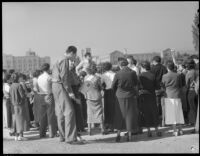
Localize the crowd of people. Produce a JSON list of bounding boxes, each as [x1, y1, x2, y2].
[[3, 45, 199, 145]]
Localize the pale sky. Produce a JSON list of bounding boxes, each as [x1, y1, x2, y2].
[[2, 2, 199, 64]]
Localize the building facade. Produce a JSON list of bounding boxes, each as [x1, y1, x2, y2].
[[110, 50, 124, 65], [3, 50, 51, 74]]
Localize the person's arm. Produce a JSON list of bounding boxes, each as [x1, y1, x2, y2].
[[76, 61, 84, 75], [18, 84, 26, 105], [111, 74, 118, 94], [171, 50, 178, 67], [185, 72, 191, 90], [59, 59, 75, 99]]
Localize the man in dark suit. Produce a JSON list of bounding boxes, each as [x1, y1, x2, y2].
[[151, 56, 167, 125]]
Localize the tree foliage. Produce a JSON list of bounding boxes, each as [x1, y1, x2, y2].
[[192, 9, 199, 52]]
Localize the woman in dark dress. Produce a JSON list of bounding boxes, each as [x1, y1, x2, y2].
[[9, 73, 28, 141], [111, 59, 139, 142], [138, 61, 162, 137], [101, 62, 116, 132]]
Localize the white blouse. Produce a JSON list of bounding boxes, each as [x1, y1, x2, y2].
[[101, 71, 116, 90]]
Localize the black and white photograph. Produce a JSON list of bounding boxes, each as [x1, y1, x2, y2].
[[2, 1, 199, 154]]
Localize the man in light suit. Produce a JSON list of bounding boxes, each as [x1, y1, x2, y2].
[[51, 46, 84, 145]]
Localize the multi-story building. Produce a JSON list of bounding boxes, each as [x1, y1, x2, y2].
[[3, 49, 50, 74], [110, 50, 124, 65]]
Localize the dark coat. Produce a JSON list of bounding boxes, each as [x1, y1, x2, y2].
[[111, 66, 138, 98], [161, 71, 182, 98], [151, 63, 167, 90]]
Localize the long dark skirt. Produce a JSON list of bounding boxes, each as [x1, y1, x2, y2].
[[71, 85, 85, 131], [13, 104, 26, 134], [114, 96, 138, 132], [187, 90, 197, 124], [104, 89, 115, 126], [73, 101, 85, 132], [138, 94, 159, 128]]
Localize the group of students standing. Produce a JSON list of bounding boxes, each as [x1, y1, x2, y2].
[[3, 45, 199, 145]]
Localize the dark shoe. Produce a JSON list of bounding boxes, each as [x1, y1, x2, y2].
[[59, 137, 65, 142], [88, 131, 92, 136], [115, 135, 121, 142], [178, 130, 184, 136], [191, 129, 196, 134], [9, 132, 15, 136], [40, 135, 46, 138], [101, 131, 109, 135], [156, 131, 162, 137], [126, 136, 130, 142], [66, 141, 85, 145], [147, 132, 152, 137]]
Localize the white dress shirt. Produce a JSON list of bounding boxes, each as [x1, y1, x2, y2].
[[101, 71, 116, 90], [37, 72, 52, 94]]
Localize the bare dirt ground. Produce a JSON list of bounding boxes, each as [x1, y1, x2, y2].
[[3, 125, 199, 154]]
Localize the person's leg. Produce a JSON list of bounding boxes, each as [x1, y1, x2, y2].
[[127, 131, 132, 141], [88, 123, 91, 135], [178, 124, 183, 135], [188, 91, 197, 126], [172, 124, 178, 136], [56, 114, 65, 141], [147, 127, 152, 137], [47, 103, 57, 138], [39, 105, 48, 138], [155, 126, 162, 137], [64, 109, 77, 143], [116, 130, 121, 142]]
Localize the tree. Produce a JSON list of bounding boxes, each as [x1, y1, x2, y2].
[[192, 9, 199, 52]]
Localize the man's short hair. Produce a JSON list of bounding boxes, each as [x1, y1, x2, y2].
[[166, 60, 175, 71], [102, 62, 112, 72], [186, 59, 196, 70], [141, 61, 151, 70], [152, 56, 161, 63], [84, 52, 91, 57], [18, 73, 27, 81], [126, 55, 137, 65], [10, 73, 19, 83], [190, 55, 199, 60], [40, 63, 50, 72], [66, 46, 77, 54], [32, 70, 41, 78], [119, 59, 128, 67]]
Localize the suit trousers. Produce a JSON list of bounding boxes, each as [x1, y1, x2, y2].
[[39, 104, 57, 138], [52, 83, 77, 142]]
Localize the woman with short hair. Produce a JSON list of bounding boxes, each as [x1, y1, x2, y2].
[[138, 61, 162, 137], [162, 61, 185, 136], [80, 64, 106, 135], [112, 58, 139, 142]]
